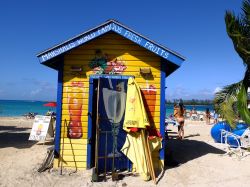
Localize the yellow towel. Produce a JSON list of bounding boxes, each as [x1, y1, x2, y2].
[[123, 77, 150, 132], [121, 132, 150, 180], [121, 77, 162, 181]]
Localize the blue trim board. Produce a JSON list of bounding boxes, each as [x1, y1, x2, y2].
[[87, 77, 94, 168], [54, 59, 63, 158], [37, 20, 185, 68], [160, 60, 166, 161]]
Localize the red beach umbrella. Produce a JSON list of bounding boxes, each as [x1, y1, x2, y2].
[[43, 102, 57, 107]]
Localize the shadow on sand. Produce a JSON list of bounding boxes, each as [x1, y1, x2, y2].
[[0, 125, 36, 149], [164, 138, 225, 167], [155, 132, 226, 184]]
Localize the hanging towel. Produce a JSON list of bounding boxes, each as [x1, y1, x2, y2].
[[121, 77, 163, 181], [123, 77, 150, 132], [121, 131, 150, 181]]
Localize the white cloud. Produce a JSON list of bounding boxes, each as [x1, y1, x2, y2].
[[213, 87, 222, 94], [30, 88, 42, 96], [166, 86, 215, 100]]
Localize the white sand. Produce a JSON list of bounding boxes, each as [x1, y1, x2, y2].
[[0, 117, 250, 187]]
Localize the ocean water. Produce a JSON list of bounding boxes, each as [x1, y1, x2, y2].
[[166, 104, 214, 117], [0, 100, 213, 118], [0, 100, 56, 117]]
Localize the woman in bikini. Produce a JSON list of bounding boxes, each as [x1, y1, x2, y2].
[[176, 101, 185, 139]]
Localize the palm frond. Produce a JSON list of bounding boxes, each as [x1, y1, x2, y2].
[[214, 81, 242, 128], [214, 81, 242, 107], [220, 98, 238, 128], [242, 0, 250, 27], [225, 1, 250, 66], [237, 85, 250, 125]]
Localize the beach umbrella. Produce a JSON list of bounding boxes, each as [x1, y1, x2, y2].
[[43, 102, 57, 107]]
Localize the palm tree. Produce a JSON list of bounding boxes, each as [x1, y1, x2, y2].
[[214, 0, 250, 128]]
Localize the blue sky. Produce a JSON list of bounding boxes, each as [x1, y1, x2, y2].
[[0, 0, 245, 101]]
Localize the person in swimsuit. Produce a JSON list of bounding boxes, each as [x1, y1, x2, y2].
[[176, 100, 185, 139], [205, 108, 211, 125]]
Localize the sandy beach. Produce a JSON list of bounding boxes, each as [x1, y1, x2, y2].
[[1, 117, 250, 187]]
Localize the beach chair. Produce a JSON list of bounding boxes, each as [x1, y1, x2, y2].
[[220, 128, 250, 158]]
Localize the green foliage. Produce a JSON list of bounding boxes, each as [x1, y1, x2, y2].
[[225, 0, 250, 65], [214, 82, 242, 128], [237, 85, 250, 124], [214, 0, 250, 127]]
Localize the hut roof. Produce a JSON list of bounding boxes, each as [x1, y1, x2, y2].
[[37, 19, 185, 76]]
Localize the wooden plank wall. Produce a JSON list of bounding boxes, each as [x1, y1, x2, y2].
[[57, 32, 162, 169]]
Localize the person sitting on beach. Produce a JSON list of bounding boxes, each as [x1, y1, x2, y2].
[[176, 100, 185, 139], [46, 110, 52, 116], [190, 107, 198, 120]]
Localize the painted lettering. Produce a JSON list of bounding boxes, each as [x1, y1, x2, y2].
[[98, 24, 112, 35], [111, 23, 122, 33], [123, 30, 142, 44], [39, 23, 171, 63]]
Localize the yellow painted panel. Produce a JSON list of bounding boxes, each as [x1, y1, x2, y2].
[[154, 123, 160, 129], [60, 121, 88, 128], [60, 140, 88, 149], [67, 49, 159, 57], [61, 119, 88, 128], [61, 115, 88, 121], [63, 65, 160, 73], [63, 83, 90, 89], [60, 127, 88, 134], [62, 98, 88, 104], [59, 138, 87, 144], [63, 76, 90, 83], [85, 38, 133, 45], [84, 71, 161, 78], [63, 87, 88, 93], [65, 55, 160, 65], [63, 74, 88, 81], [60, 131, 88, 139], [54, 160, 86, 168], [153, 117, 160, 123], [61, 109, 88, 115], [61, 155, 87, 162], [121, 72, 161, 78], [148, 112, 160, 118], [62, 93, 89, 99], [141, 93, 161, 100], [62, 104, 88, 111], [146, 107, 160, 112], [59, 149, 87, 156], [63, 82, 90, 89], [72, 44, 151, 52], [135, 77, 160, 83]]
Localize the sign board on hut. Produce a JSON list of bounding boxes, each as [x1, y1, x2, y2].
[[29, 115, 53, 142]]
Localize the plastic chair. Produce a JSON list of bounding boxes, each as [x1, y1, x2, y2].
[[221, 128, 250, 158]]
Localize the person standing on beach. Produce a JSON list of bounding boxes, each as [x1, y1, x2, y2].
[[213, 111, 218, 124], [205, 108, 211, 125], [176, 100, 185, 139]]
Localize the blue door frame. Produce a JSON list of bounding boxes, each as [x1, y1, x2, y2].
[[87, 75, 133, 169]]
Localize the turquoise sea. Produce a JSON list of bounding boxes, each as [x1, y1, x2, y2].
[[0, 100, 56, 117], [165, 104, 214, 117], [0, 100, 213, 117]]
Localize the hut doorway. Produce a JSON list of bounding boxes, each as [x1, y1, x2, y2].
[[87, 76, 132, 173]]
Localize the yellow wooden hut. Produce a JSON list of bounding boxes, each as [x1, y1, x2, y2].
[[37, 19, 185, 175]]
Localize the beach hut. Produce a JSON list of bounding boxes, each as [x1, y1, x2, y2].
[[37, 19, 185, 175]]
